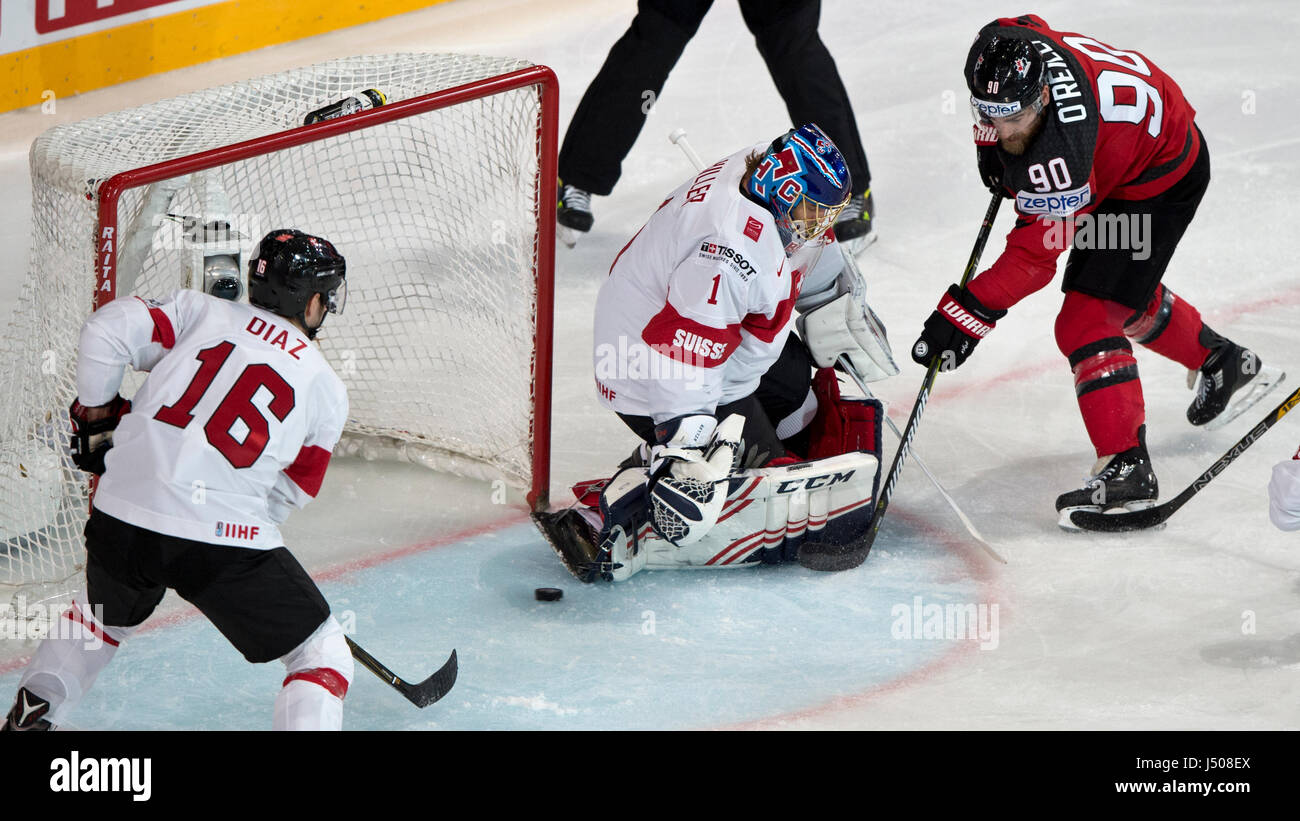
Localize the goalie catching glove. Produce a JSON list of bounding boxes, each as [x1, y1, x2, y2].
[[69, 394, 131, 475], [647, 413, 744, 546], [796, 265, 900, 382]]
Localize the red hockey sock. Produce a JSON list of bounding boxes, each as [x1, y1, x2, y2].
[[1056, 292, 1146, 457], [1123, 284, 1211, 370]]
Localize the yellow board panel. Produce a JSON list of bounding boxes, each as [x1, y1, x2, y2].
[[3, 0, 453, 114]]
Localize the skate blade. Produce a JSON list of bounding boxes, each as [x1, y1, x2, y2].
[[1205, 366, 1286, 431], [557, 225, 582, 249], [1057, 499, 1162, 532], [839, 231, 879, 258]]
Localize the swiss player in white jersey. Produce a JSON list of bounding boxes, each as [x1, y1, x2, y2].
[[541, 124, 898, 570], [1270, 446, 1300, 531], [4, 229, 353, 731]]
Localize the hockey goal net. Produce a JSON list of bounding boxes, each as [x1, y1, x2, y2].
[[1, 54, 556, 618]]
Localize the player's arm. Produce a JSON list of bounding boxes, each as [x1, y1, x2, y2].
[[70, 290, 197, 473], [268, 382, 348, 523], [76, 290, 198, 402], [795, 244, 899, 382], [911, 179, 1098, 370]]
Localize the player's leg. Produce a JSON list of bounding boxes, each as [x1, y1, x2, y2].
[[172, 543, 351, 730], [1068, 132, 1281, 428], [274, 615, 353, 731], [1053, 291, 1158, 525], [556, 0, 713, 231], [4, 509, 163, 730], [739, 0, 873, 242]]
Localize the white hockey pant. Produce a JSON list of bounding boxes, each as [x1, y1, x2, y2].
[[273, 616, 354, 731], [18, 594, 138, 727]]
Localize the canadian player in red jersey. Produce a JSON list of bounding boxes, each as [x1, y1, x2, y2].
[[4, 229, 353, 731], [910, 15, 1284, 527]]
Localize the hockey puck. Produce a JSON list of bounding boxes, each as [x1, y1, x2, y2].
[[534, 587, 563, 602]]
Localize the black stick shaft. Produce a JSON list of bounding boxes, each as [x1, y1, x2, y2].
[[871, 195, 1003, 530], [800, 192, 1003, 571], [1071, 384, 1300, 531]]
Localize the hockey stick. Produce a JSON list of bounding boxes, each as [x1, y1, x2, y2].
[[346, 636, 458, 708], [1069, 384, 1300, 532], [836, 355, 1006, 564], [799, 192, 1005, 571], [833, 240, 1004, 564]]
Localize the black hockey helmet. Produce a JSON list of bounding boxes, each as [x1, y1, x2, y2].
[[967, 33, 1047, 123], [247, 229, 347, 338]]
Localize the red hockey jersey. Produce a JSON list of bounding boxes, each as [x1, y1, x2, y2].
[[965, 14, 1201, 311]]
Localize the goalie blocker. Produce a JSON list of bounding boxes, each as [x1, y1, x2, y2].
[[535, 369, 883, 582]]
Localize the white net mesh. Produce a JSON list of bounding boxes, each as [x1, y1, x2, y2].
[[1, 54, 551, 616]]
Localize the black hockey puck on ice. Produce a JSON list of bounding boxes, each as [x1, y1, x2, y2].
[[534, 587, 563, 602]]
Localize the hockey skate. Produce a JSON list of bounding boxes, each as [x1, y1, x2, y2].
[[1056, 428, 1159, 531], [833, 189, 876, 256], [532, 508, 613, 583], [2, 687, 53, 731], [556, 180, 593, 248], [1186, 331, 1285, 431]]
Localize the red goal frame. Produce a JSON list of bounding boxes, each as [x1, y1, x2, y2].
[[90, 65, 559, 511]]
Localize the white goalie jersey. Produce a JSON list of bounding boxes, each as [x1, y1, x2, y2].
[[79, 289, 348, 549], [592, 143, 844, 423]]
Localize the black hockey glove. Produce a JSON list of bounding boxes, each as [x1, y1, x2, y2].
[[69, 395, 131, 475], [973, 124, 1008, 198], [911, 284, 1007, 372]]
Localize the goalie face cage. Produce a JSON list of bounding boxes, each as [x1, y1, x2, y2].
[[2, 55, 556, 613]]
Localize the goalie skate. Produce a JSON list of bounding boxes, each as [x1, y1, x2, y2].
[[531, 509, 609, 583]]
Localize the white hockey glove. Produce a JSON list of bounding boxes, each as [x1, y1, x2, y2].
[[796, 268, 900, 383], [646, 413, 744, 546]]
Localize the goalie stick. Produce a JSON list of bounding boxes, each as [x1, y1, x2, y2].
[[346, 636, 458, 708], [799, 192, 1005, 571], [837, 355, 1005, 565], [1068, 384, 1300, 532]]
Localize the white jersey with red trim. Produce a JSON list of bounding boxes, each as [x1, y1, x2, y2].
[[78, 289, 348, 549], [592, 144, 840, 423], [1269, 454, 1300, 532]]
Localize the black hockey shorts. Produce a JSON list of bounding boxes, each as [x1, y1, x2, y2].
[[1062, 126, 1211, 310], [83, 508, 331, 663], [618, 333, 815, 467]]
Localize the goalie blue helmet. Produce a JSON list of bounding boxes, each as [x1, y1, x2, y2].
[[247, 228, 347, 339], [743, 123, 852, 251]]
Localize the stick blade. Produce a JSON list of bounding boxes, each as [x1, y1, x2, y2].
[[1068, 506, 1172, 532], [797, 541, 869, 571], [401, 649, 458, 708]]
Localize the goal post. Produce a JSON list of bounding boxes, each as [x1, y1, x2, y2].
[[2, 54, 558, 614]]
